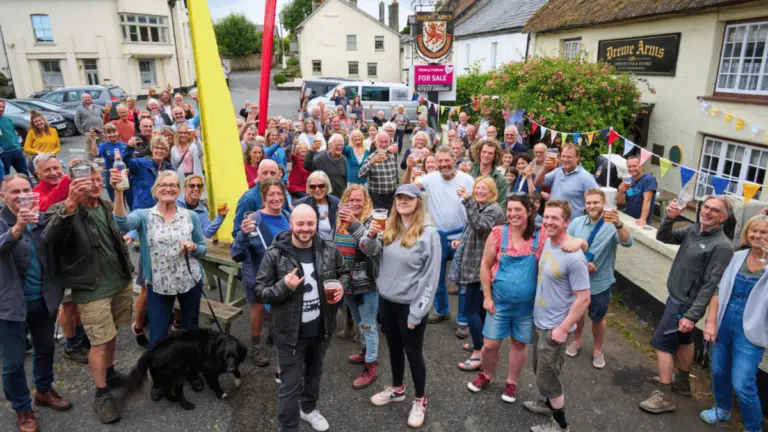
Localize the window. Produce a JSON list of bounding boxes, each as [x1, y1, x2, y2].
[[31, 14, 53, 43], [120, 14, 170, 44], [41, 92, 64, 104], [490, 42, 498, 69], [139, 59, 157, 86], [39, 60, 64, 90], [348, 61, 359, 76], [342, 86, 359, 98], [347, 35, 357, 51], [362, 86, 389, 102], [696, 136, 767, 199], [563, 38, 581, 60], [367, 62, 378, 77], [312, 60, 322, 74], [375, 36, 384, 51], [83, 59, 99, 85], [464, 44, 471, 70], [716, 21, 768, 95]]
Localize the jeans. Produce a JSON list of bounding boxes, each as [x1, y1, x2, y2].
[[395, 129, 405, 153], [711, 302, 765, 431], [346, 292, 379, 363], [0, 298, 57, 413], [147, 284, 202, 347], [464, 283, 486, 351], [433, 231, 467, 327], [380, 296, 428, 398], [276, 337, 328, 432], [0, 148, 30, 176]]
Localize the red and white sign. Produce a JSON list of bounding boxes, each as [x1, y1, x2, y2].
[[414, 64, 454, 92]]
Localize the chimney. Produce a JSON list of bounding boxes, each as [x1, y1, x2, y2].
[[388, 1, 399, 32], [379, 1, 385, 24]]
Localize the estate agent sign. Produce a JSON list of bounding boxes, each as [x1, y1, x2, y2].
[[598, 33, 681, 76]]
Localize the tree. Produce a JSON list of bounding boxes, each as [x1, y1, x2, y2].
[[400, 24, 410, 35], [214, 13, 262, 57], [281, 0, 313, 37]]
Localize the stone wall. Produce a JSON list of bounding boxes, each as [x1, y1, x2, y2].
[[229, 54, 261, 72]]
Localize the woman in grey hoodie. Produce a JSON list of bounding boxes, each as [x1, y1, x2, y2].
[[369, 184, 440, 429]]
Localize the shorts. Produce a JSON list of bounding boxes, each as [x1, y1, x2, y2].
[[588, 289, 611, 322], [62, 288, 73, 304], [532, 327, 572, 399], [650, 296, 692, 354], [76, 283, 134, 346], [482, 300, 534, 344]]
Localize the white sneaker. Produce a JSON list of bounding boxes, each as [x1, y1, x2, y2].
[[565, 341, 579, 358], [370, 386, 406, 406], [407, 400, 426, 428], [592, 351, 606, 369], [300, 409, 329, 432]]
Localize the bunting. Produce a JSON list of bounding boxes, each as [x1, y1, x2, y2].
[[696, 98, 764, 141], [560, 132, 567, 144], [680, 166, 696, 188], [659, 159, 673, 177], [540, 126, 547, 140], [572, 133, 581, 145], [623, 138, 635, 156], [736, 119, 745, 131], [608, 129, 619, 146], [599, 128, 610, 140], [711, 176, 731, 195], [550, 130, 557, 145], [743, 183, 761, 205], [639, 148, 652, 165], [531, 121, 539, 136], [724, 113, 733, 123], [586, 132, 595, 146]]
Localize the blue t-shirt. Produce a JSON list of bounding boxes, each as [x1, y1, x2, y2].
[[23, 225, 43, 301], [545, 165, 599, 220], [624, 173, 657, 224], [262, 212, 290, 238], [98, 141, 129, 171]]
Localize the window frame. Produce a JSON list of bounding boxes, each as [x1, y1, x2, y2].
[[138, 59, 158, 86], [39, 60, 64, 90], [375, 35, 384, 51], [714, 20, 768, 98], [31, 14, 54, 43], [312, 60, 322, 75], [348, 61, 359, 77], [120, 13, 170, 45], [367, 62, 378, 78], [563, 38, 581, 60], [695, 135, 768, 199], [346, 34, 357, 51], [490, 42, 498, 69]]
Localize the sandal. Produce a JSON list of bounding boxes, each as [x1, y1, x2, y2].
[[458, 357, 482, 371], [462, 343, 473, 352]]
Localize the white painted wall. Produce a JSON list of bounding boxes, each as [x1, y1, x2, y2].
[[0, 0, 196, 98], [298, 0, 402, 82], [530, 2, 768, 197], [455, 32, 529, 74]]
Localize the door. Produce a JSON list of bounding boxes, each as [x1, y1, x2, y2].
[[83, 59, 100, 85]]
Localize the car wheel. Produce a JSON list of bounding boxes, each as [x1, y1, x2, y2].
[[62, 121, 78, 137]]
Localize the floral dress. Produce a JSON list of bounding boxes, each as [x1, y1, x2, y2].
[[146, 206, 203, 295]]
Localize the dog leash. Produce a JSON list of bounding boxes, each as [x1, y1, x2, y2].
[[185, 253, 224, 333]]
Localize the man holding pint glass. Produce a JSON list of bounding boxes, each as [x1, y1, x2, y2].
[[254, 204, 350, 432]]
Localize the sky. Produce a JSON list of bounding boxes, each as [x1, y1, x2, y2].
[[207, 0, 415, 35]]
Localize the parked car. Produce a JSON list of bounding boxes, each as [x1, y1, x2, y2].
[[41, 85, 128, 120], [301, 78, 350, 106], [307, 81, 419, 126], [13, 99, 78, 136], [29, 91, 50, 99], [2, 100, 68, 146]]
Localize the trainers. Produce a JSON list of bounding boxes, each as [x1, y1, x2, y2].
[[501, 382, 517, 403], [275, 372, 281, 384], [250, 345, 270, 367], [300, 409, 329, 432], [565, 341, 580, 358], [592, 352, 606, 369], [352, 362, 378, 390], [371, 386, 406, 406], [427, 312, 449, 324], [93, 391, 120, 424], [455, 326, 469, 339], [523, 400, 552, 416], [639, 389, 676, 414], [531, 418, 569, 432], [467, 373, 491, 393], [63, 342, 89, 364], [699, 407, 732, 424], [407, 399, 426, 428], [651, 376, 692, 397]]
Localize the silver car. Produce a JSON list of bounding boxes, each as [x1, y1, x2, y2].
[[41, 85, 128, 120], [308, 81, 420, 127]]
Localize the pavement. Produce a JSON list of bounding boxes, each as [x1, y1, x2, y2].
[[3, 71, 713, 431]]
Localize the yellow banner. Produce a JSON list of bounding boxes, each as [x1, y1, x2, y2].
[[743, 183, 761, 205], [659, 158, 673, 177], [560, 132, 567, 144]]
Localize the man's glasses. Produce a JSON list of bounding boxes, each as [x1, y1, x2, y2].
[[309, 184, 326, 190], [702, 204, 724, 215]]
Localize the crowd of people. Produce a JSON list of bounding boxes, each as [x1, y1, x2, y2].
[[0, 86, 766, 432]]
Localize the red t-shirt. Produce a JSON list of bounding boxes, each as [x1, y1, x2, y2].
[[287, 154, 310, 194]]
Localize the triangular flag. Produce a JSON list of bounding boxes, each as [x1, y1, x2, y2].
[[512, 109, 525, 124], [710, 107, 721, 117], [623, 139, 635, 156], [608, 129, 619, 146], [586, 132, 595, 146], [531, 121, 539, 135], [700, 100, 709, 112], [599, 128, 610, 140], [736, 119, 745, 130], [639, 148, 652, 165], [540, 126, 547, 140], [680, 166, 695, 188], [751, 124, 760, 136], [659, 159, 673, 177], [440, 105, 446, 116], [560, 132, 567, 144], [550, 130, 558, 145], [456, 106, 461, 114], [724, 113, 733, 123], [572, 133, 581, 144], [743, 183, 761, 205], [711, 175, 730, 195]]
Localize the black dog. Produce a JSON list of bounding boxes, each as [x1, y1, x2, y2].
[[126, 328, 247, 410]]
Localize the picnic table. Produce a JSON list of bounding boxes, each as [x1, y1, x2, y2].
[[656, 190, 677, 220], [199, 238, 246, 307]]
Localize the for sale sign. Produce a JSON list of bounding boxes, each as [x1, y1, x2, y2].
[[414, 64, 454, 92]]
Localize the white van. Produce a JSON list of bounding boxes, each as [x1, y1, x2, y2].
[[307, 81, 420, 127]]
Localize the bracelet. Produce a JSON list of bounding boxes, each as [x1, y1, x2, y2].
[[616, 222, 624, 229]]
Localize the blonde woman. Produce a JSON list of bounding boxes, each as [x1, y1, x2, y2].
[[393, 105, 409, 153], [370, 184, 440, 429], [400, 131, 430, 171], [298, 118, 326, 151], [24, 110, 61, 157], [343, 129, 370, 185], [363, 124, 378, 150], [171, 125, 203, 179]]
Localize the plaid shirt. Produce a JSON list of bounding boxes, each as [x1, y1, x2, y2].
[[452, 198, 505, 285], [358, 152, 399, 194]]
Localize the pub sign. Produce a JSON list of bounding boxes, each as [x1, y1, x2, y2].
[[415, 12, 454, 61], [597, 33, 681, 76]]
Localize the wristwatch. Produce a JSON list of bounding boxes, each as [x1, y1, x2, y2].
[[616, 222, 624, 229]]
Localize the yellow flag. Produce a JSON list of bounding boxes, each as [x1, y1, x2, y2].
[[440, 105, 446, 116], [724, 113, 733, 123], [736, 119, 745, 130], [456, 106, 461, 114], [743, 183, 761, 205], [586, 132, 595, 145], [659, 158, 673, 177], [560, 132, 567, 144], [710, 107, 721, 117]]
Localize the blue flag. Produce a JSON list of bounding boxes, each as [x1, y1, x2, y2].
[[680, 166, 695, 188], [711, 176, 730, 195]]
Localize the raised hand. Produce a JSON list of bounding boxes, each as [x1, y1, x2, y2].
[[284, 268, 304, 291]]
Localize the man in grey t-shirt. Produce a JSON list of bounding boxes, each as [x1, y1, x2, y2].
[[524, 200, 590, 432]]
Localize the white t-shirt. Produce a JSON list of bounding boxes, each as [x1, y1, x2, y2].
[[419, 170, 475, 240], [317, 204, 333, 240]]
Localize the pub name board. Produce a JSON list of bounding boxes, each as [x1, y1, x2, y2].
[[597, 33, 681, 76]]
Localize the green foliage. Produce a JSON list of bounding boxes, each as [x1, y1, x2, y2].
[[286, 57, 299, 68], [281, 0, 313, 36], [214, 14, 262, 57], [0, 73, 8, 87], [400, 24, 410, 35], [0, 86, 14, 99], [273, 74, 290, 85], [464, 57, 648, 171]]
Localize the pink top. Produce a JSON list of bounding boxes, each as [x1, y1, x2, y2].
[[244, 163, 259, 188], [488, 225, 547, 279]]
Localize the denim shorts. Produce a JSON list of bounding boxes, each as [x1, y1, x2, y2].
[[588, 289, 611, 322], [482, 300, 534, 344], [650, 296, 692, 354]]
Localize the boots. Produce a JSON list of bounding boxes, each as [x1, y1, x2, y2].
[[348, 348, 366, 365], [352, 361, 378, 389]]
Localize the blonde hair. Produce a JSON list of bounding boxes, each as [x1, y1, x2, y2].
[[350, 129, 364, 145], [150, 136, 170, 153], [412, 131, 430, 148], [740, 214, 768, 247], [336, 184, 373, 229], [473, 176, 499, 203], [306, 170, 332, 195], [382, 196, 427, 248], [103, 123, 118, 134], [152, 170, 181, 198]]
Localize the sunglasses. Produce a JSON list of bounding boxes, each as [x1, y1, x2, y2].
[[187, 184, 204, 189], [309, 184, 326, 190]]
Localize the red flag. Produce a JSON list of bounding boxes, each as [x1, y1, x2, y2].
[[608, 129, 619, 146], [531, 121, 539, 135]]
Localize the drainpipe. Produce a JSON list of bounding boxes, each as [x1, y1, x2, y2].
[[524, 32, 531, 61], [167, 0, 184, 92]]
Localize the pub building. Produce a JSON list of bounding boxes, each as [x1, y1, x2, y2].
[[524, 0, 768, 413]]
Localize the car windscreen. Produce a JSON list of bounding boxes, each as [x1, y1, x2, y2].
[[109, 87, 126, 98], [29, 100, 65, 110], [2, 102, 25, 115]]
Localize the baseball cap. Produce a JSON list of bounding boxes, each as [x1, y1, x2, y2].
[[394, 184, 421, 199]]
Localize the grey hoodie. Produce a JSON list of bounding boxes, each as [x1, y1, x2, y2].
[[376, 221, 441, 326]]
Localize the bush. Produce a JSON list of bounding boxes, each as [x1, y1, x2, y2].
[[0, 86, 14, 99], [273, 74, 290, 86], [286, 57, 299, 68], [0, 73, 8, 87], [283, 66, 302, 79], [214, 14, 262, 57]]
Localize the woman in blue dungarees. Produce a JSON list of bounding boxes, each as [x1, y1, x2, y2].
[[700, 214, 768, 432]]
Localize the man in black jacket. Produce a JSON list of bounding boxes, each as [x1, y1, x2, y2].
[[255, 204, 349, 432]]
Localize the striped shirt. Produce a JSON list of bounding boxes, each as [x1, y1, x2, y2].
[[333, 231, 357, 270]]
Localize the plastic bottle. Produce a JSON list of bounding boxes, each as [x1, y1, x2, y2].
[[113, 149, 130, 191]]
